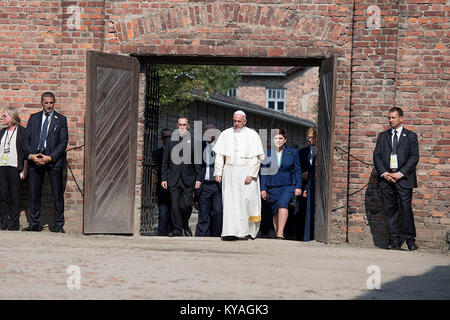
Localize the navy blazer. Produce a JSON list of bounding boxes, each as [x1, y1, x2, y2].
[[23, 110, 69, 168], [373, 127, 419, 189], [0, 125, 27, 171], [260, 145, 302, 191]]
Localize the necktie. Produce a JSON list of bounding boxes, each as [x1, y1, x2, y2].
[[392, 130, 398, 154], [38, 113, 50, 152], [310, 147, 315, 165], [209, 150, 215, 181], [205, 145, 210, 180], [205, 147, 215, 181]]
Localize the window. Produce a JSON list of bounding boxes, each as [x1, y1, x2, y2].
[[266, 88, 286, 112], [225, 88, 237, 98]]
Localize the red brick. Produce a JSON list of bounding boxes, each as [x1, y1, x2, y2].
[[1, 0, 446, 249]]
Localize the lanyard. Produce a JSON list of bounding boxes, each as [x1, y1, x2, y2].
[[3, 126, 17, 151]]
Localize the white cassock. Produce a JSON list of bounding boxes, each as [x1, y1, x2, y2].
[[213, 126, 264, 238]]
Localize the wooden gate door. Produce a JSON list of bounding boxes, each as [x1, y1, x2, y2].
[[315, 55, 337, 243], [84, 51, 139, 234]]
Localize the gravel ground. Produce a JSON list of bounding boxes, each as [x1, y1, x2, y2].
[[0, 231, 449, 300]]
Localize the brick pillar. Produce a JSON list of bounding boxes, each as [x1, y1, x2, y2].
[[348, 0, 401, 246]]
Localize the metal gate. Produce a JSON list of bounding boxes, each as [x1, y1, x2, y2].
[[140, 64, 160, 234]]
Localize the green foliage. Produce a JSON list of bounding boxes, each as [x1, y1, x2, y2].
[[157, 65, 241, 116]]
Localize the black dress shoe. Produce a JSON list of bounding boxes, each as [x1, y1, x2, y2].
[[22, 225, 40, 232], [168, 231, 183, 237], [387, 240, 402, 250], [7, 226, 20, 231], [51, 226, 65, 233], [221, 236, 238, 241], [183, 227, 193, 237], [407, 241, 418, 251], [1, 226, 8, 231], [54, 227, 65, 233]]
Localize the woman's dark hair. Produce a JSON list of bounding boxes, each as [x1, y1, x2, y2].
[[274, 128, 287, 139]]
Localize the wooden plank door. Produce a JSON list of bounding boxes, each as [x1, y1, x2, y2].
[[315, 55, 337, 243], [84, 51, 139, 234]]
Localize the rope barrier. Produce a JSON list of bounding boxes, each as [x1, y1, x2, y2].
[[330, 145, 373, 212], [64, 144, 376, 204], [64, 144, 84, 197]]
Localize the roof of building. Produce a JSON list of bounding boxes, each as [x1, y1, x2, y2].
[[238, 66, 303, 77], [192, 89, 316, 128]]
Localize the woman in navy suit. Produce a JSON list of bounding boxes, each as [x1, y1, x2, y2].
[[260, 128, 302, 239]]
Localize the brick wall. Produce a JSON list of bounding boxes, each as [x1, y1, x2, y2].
[[348, 0, 449, 250], [236, 67, 319, 123], [236, 85, 265, 111], [1, 0, 448, 249]]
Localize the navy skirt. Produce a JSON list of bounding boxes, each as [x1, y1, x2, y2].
[[267, 185, 296, 216]]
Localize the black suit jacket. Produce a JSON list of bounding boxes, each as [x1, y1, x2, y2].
[[24, 110, 69, 168], [161, 133, 202, 187], [373, 128, 419, 189], [299, 145, 315, 190], [0, 125, 27, 171], [156, 146, 170, 200]]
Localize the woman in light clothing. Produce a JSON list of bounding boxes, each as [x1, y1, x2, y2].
[[0, 107, 28, 230]]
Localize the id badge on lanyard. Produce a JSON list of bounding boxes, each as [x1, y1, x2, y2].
[[390, 154, 398, 169], [0, 153, 8, 166], [2, 127, 15, 165], [1, 137, 11, 166]]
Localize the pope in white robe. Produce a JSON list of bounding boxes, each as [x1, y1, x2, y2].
[[213, 110, 264, 239]]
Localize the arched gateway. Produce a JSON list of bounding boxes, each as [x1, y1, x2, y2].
[[83, 51, 337, 244]]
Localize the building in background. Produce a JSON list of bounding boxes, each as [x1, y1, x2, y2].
[[226, 66, 319, 123]]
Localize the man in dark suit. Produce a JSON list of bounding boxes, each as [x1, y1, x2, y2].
[[161, 117, 201, 237], [195, 124, 223, 237], [373, 107, 419, 251], [295, 127, 317, 241], [22, 92, 68, 232], [156, 128, 172, 236]]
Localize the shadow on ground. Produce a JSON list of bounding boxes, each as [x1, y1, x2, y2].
[[355, 265, 450, 300], [364, 168, 390, 249]]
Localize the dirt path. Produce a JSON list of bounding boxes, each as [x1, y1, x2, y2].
[[0, 231, 448, 300]]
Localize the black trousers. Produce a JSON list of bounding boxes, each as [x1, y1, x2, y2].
[[380, 182, 416, 242], [196, 182, 223, 237], [0, 166, 21, 229], [157, 190, 172, 236], [29, 165, 65, 228], [169, 177, 194, 234], [294, 195, 307, 241]]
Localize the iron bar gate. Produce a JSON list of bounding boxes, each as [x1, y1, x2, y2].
[[140, 64, 160, 233]]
